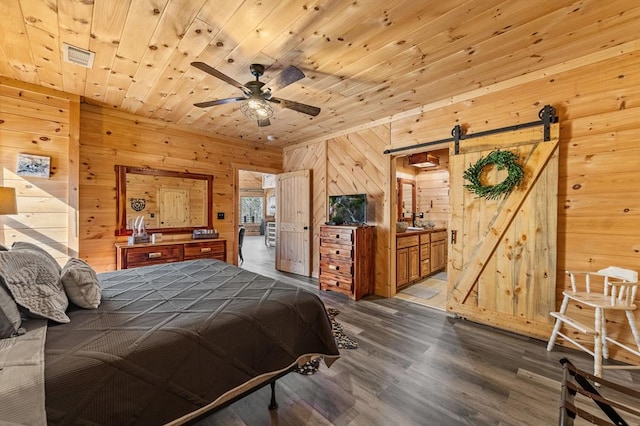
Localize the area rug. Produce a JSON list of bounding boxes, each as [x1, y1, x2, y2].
[[294, 307, 357, 375]]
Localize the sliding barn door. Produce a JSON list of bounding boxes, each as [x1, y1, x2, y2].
[[448, 123, 559, 339], [276, 170, 311, 276]]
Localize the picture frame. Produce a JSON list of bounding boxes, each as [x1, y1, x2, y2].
[[262, 173, 276, 189], [16, 153, 51, 178]]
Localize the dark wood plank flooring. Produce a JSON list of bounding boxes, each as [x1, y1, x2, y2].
[[196, 236, 640, 425]]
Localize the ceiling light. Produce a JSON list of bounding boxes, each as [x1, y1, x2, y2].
[[408, 152, 439, 168], [240, 96, 273, 121]]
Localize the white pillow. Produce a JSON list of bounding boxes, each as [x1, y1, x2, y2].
[[60, 258, 101, 309]]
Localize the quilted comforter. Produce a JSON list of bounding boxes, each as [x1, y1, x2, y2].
[[44, 259, 339, 425]]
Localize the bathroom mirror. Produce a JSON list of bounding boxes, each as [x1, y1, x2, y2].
[[115, 165, 213, 236], [397, 178, 416, 223]]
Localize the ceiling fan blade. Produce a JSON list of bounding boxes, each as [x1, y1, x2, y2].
[[257, 118, 271, 127], [267, 65, 305, 91], [191, 62, 248, 93], [270, 97, 321, 117], [193, 97, 245, 108]]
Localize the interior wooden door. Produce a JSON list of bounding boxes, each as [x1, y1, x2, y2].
[[275, 170, 311, 276], [158, 188, 189, 227], [448, 123, 559, 340]]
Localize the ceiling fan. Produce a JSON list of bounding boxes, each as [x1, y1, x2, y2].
[[191, 62, 321, 127]]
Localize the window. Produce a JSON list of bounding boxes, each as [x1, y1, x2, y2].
[[240, 196, 263, 223]]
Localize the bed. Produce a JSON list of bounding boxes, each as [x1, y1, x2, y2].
[[0, 246, 340, 425]]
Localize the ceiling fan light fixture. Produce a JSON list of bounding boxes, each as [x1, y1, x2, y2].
[[240, 97, 274, 121], [408, 152, 439, 168]]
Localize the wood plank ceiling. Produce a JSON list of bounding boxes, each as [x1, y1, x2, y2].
[[1, 0, 639, 147]]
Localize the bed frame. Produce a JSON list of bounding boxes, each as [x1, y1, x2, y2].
[[559, 358, 640, 425]]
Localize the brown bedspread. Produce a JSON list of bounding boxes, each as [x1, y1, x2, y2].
[[44, 259, 339, 425]]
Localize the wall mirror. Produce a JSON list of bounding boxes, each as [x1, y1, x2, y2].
[[115, 165, 213, 236], [397, 178, 416, 223]]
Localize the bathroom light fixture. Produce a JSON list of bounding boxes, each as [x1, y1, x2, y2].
[[408, 152, 439, 168]]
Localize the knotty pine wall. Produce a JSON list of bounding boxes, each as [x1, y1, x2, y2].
[[79, 104, 282, 271], [285, 49, 640, 365], [395, 149, 450, 228], [416, 149, 450, 228], [284, 125, 392, 296], [394, 50, 639, 365], [0, 78, 79, 265]]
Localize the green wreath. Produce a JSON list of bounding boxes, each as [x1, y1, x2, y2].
[[463, 150, 524, 200]]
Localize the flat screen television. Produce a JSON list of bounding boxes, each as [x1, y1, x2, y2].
[[328, 194, 367, 225]]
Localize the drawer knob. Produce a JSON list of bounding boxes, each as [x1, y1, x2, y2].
[[334, 234, 340, 239], [329, 265, 339, 271], [334, 250, 340, 255], [148, 252, 162, 259], [200, 248, 212, 253]]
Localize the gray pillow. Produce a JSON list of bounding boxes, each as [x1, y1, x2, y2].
[[11, 241, 61, 273], [0, 250, 69, 323], [0, 277, 22, 338], [61, 258, 101, 309], [0, 244, 7, 251]]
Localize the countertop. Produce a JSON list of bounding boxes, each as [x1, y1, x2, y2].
[[396, 227, 446, 237]]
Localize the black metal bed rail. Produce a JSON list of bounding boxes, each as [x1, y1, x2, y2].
[[559, 358, 640, 426]]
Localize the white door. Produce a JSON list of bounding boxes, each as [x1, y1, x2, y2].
[[276, 170, 311, 276]]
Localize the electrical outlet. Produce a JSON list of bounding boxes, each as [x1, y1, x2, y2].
[[217, 212, 224, 220]]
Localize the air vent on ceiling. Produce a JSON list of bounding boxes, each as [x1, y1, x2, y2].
[[62, 43, 95, 68]]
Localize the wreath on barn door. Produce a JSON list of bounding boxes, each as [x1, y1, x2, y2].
[[463, 150, 524, 200]]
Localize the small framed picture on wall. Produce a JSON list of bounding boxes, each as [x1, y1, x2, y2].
[[16, 153, 51, 178], [262, 173, 276, 189]]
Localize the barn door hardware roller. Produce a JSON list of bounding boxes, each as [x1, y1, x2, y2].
[[383, 105, 558, 155], [452, 105, 557, 154]]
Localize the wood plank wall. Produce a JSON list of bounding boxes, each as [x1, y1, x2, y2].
[[416, 149, 450, 228], [284, 50, 640, 365], [387, 50, 640, 365], [79, 104, 282, 271], [0, 78, 79, 265], [3, 46, 640, 365], [396, 149, 450, 228], [284, 125, 391, 296]]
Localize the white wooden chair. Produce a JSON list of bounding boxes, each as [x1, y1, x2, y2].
[[547, 266, 640, 378]]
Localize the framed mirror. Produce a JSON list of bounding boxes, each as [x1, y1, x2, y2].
[[397, 178, 416, 223], [115, 165, 213, 236]]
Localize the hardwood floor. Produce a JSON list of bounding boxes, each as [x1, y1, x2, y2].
[[198, 236, 640, 425]]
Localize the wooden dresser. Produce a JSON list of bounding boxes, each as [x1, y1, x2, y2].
[[319, 225, 374, 300], [115, 239, 226, 270]]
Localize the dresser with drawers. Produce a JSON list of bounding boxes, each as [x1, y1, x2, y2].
[[319, 225, 374, 300], [115, 239, 227, 270]]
